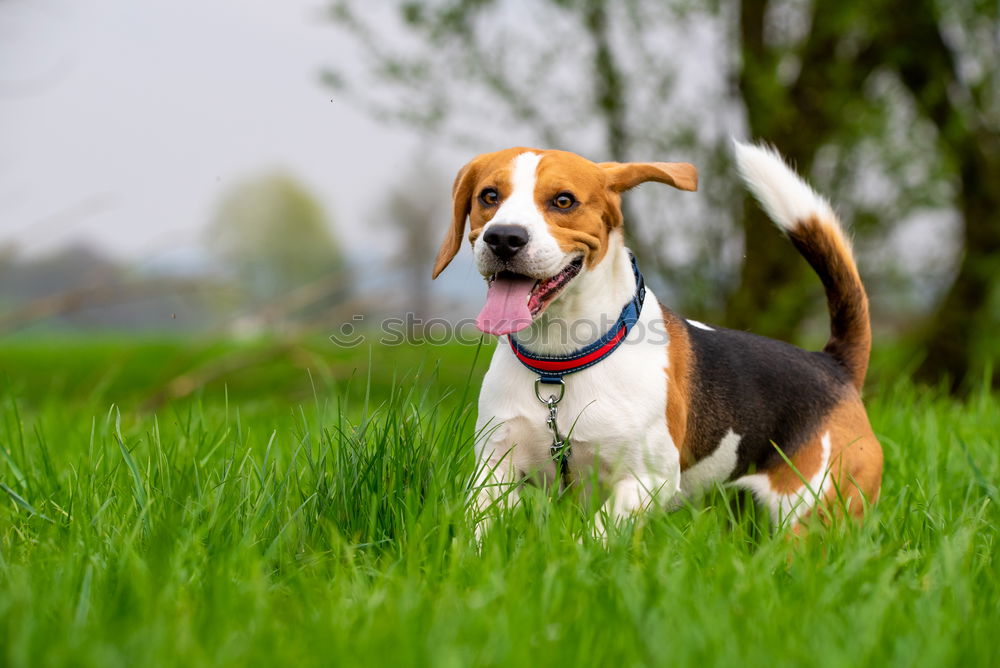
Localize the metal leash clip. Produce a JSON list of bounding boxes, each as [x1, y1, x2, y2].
[[534, 378, 571, 466]]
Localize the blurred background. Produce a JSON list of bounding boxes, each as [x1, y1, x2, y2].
[[2, 0, 998, 396]]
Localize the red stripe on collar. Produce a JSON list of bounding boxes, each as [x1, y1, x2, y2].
[[508, 324, 627, 373]]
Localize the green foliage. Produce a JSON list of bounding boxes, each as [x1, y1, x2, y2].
[[329, 0, 1000, 387], [1, 340, 998, 665], [206, 173, 345, 301]]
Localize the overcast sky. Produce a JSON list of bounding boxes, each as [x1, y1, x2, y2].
[[1, 0, 954, 314], [0, 0, 462, 270]]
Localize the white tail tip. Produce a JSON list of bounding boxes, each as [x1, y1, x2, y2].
[[733, 140, 836, 232]]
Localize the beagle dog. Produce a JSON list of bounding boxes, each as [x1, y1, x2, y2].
[[432, 143, 883, 531]]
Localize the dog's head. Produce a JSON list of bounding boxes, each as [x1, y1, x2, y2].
[[432, 147, 697, 335]]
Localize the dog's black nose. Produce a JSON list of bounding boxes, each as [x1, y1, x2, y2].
[[484, 224, 529, 261]]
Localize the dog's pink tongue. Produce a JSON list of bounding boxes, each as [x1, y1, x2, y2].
[[476, 275, 535, 335]]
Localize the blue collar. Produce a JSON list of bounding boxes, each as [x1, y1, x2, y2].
[[508, 253, 646, 384]]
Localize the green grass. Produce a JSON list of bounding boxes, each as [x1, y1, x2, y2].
[[1, 338, 998, 667]]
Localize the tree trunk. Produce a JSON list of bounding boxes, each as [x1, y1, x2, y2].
[[880, 0, 1000, 389], [729, 0, 887, 341], [727, 0, 817, 339], [914, 137, 1000, 390], [582, 0, 655, 276]]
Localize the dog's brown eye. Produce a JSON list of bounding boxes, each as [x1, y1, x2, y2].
[[552, 192, 576, 210], [479, 188, 499, 206]]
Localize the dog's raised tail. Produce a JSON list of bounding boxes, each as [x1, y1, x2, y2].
[[733, 141, 871, 391]]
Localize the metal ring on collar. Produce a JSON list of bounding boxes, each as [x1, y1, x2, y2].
[[534, 377, 565, 404]]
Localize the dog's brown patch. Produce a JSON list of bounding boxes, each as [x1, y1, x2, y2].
[[761, 394, 883, 521], [533, 152, 619, 268], [766, 431, 827, 494], [824, 396, 883, 516], [660, 307, 695, 469]]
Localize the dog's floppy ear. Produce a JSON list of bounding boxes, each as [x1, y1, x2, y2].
[[432, 159, 481, 279], [600, 161, 698, 193]]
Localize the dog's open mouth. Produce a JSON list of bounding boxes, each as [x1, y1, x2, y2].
[[475, 257, 583, 336]]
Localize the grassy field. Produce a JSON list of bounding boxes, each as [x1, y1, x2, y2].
[[1, 338, 998, 667]]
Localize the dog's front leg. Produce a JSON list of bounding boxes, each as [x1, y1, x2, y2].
[[594, 471, 680, 538], [469, 450, 521, 542], [591, 425, 683, 537], [594, 476, 662, 536]]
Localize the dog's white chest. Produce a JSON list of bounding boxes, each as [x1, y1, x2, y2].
[[475, 310, 677, 488]]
